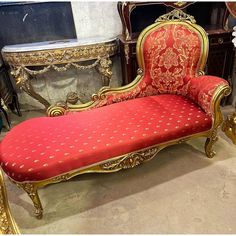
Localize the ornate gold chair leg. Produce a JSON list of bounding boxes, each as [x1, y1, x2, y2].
[[205, 129, 218, 158], [13, 69, 50, 109], [17, 183, 43, 219]]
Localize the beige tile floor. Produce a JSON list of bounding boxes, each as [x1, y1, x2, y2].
[[1, 106, 236, 234]]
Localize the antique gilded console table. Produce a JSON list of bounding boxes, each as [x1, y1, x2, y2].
[[1, 37, 117, 109]]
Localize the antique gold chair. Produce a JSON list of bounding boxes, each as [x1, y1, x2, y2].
[[0, 9, 231, 219]]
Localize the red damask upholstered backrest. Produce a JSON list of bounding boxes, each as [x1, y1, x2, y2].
[[85, 19, 209, 109], [136, 21, 208, 95]]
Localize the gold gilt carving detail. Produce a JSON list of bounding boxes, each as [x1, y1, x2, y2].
[[16, 182, 43, 219], [47, 104, 67, 117], [3, 43, 117, 67], [96, 57, 113, 86], [91, 92, 107, 102], [124, 44, 130, 64], [100, 147, 159, 170], [222, 112, 236, 145], [0, 188, 13, 234], [155, 9, 196, 24], [205, 128, 218, 158], [0, 187, 16, 234], [0, 170, 19, 234], [198, 70, 205, 76], [173, 2, 187, 7], [52, 174, 71, 182]]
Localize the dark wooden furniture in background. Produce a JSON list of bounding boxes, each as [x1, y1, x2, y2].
[[0, 56, 21, 128], [118, 2, 235, 87]]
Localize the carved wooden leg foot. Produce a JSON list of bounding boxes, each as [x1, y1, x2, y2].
[[205, 130, 218, 158], [15, 70, 50, 109], [19, 183, 43, 219]]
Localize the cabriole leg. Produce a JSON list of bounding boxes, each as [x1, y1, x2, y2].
[[205, 129, 218, 158], [18, 183, 43, 219]]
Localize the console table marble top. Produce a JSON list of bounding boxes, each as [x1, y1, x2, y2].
[[2, 36, 116, 53]]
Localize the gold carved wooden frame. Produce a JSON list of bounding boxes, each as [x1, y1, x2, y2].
[[0, 170, 19, 234], [6, 9, 231, 219]]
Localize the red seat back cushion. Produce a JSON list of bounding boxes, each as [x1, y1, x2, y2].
[[0, 95, 212, 182], [93, 24, 203, 108], [142, 24, 202, 94]]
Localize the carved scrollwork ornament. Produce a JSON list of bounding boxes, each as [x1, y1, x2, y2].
[[205, 128, 218, 158], [16, 182, 43, 219], [137, 68, 144, 76], [20, 59, 101, 76], [155, 9, 196, 24], [52, 174, 70, 182], [100, 147, 159, 171], [2, 43, 117, 67], [198, 70, 205, 76], [47, 103, 67, 117], [173, 1, 187, 7], [91, 92, 107, 102]]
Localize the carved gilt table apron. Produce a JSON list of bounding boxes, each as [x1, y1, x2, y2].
[[1, 37, 117, 109]]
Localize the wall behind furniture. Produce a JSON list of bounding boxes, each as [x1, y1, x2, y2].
[[71, 1, 122, 39]]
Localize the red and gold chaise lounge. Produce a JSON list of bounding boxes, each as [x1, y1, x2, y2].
[[0, 10, 231, 219]]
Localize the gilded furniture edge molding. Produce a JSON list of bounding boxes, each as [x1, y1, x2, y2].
[[0, 170, 19, 234], [155, 8, 196, 24], [2, 42, 117, 66]]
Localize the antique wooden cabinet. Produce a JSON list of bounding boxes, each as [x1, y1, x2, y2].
[[118, 2, 235, 85]]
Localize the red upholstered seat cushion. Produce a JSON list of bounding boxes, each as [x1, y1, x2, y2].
[[0, 95, 212, 182]]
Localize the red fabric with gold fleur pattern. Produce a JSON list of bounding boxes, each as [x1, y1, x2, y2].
[[0, 95, 212, 182], [186, 75, 227, 115], [92, 24, 202, 107], [91, 24, 228, 116]]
